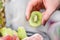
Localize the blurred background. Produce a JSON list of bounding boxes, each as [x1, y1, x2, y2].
[[2, 0, 60, 40]]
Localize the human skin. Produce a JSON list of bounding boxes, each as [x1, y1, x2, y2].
[[26, 0, 60, 25]]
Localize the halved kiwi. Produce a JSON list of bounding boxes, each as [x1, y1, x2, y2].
[[29, 11, 42, 27]]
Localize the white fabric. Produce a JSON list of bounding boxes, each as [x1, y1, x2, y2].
[[5, 0, 60, 33]]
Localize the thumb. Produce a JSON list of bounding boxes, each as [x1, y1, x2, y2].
[[42, 9, 54, 25]]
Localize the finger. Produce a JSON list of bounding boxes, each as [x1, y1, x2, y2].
[[42, 10, 53, 25], [26, 0, 43, 20], [42, 11, 48, 25], [26, 2, 34, 20], [42, 0, 59, 25]]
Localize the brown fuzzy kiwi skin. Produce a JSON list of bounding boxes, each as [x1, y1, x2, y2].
[[0, 0, 6, 28]]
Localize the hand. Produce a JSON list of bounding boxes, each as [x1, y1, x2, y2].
[[26, 0, 60, 25]]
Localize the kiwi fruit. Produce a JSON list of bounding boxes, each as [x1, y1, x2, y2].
[[0, 27, 7, 36], [0, 18, 2, 24], [17, 27, 27, 39], [0, 0, 3, 12], [1, 27, 13, 36], [0, 0, 6, 28], [29, 11, 42, 27]]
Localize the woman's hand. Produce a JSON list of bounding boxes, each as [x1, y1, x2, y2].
[[26, 0, 60, 25]]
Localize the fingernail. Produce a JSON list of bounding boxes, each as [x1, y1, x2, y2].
[[43, 20, 47, 26]]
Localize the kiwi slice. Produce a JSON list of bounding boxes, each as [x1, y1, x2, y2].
[[29, 11, 42, 27], [0, 27, 13, 36], [17, 27, 27, 39]]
